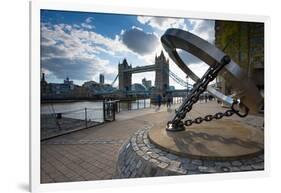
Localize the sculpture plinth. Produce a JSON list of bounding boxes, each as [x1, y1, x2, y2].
[[148, 120, 264, 161]]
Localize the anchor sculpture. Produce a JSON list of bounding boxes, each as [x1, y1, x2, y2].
[[161, 28, 264, 132]]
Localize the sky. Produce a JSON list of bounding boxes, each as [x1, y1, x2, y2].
[[40, 10, 215, 89]]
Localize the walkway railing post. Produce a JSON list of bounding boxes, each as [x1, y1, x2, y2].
[[85, 108, 88, 128], [112, 103, 115, 121], [103, 100, 106, 122]]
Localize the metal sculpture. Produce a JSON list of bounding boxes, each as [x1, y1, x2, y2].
[[161, 28, 264, 131]]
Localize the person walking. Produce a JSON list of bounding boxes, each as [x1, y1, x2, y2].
[[167, 93, 172, 109], [157, 94, 162, 109]]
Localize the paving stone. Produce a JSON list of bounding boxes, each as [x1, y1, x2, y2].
[[184, 163, 198, 171], [150, 153, 159, 159], [230, 167, 241, 172], [166, 153, 178, 160], [158, 162, 169, 169], [159, 152, 167, 156], [240, 165, 253, 171], [191, 159, 203, 166], [231, 161, 243, 167], [203, 160, 215, 167], [142, 154, 150, 161], [220, 166, 231, 172], [143, 139, 149, 144], [158, 156, 171, 163], [140, 146, 149, 152], [170, 160, 181, 168], [198, 166, 217, 173], [242, 159, 255, 165], [215, 161, 231, 167], [150, 159, 160, 166], [252, 157, 263, 164], [138, 143, 145, 148], [251, 163, 264, 170], [136, 150, 144, 156], [187, 170, 200, 175], [136, 160, 142, 169], [132, 145, 139, 151]]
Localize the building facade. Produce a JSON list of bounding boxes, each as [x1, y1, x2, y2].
[[99, 74, 105, 84], [142, 78, 152, 89], [215, 21, 264, 97], [154, 51, 170, 95]]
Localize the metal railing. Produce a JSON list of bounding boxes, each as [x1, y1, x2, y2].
[[41, 101, 117, 140], [114, 98, 151, 111]]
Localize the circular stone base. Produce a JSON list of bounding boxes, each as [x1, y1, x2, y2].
[[116, 127, 264, 178], [149, 119, 264, 160]]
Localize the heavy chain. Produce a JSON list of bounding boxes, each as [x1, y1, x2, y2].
[[183, 100, 249, 126], [166, 55, 249, 131]]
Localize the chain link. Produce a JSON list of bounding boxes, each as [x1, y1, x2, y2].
[[167, 55, 249, 131], [184, 109, 234, 127]]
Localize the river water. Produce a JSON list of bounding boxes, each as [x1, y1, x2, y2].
[[41, 97, 182, 122], [41, 99, 152, 122]]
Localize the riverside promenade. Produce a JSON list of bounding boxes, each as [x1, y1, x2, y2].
[[41, 101, 264, 183]]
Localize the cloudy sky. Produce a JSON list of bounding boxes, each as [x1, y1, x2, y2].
[[41, 10, 215, 88]]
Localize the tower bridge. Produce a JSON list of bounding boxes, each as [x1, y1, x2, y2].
[[118, 51, 170, 97]]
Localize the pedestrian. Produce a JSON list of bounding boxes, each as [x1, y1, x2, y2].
[[167, 93, 172, 109], [157, 94, 162, 109]]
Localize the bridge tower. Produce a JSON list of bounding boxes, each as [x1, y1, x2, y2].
[[154, 50, 169, 95], [118, 58, 132, 92]]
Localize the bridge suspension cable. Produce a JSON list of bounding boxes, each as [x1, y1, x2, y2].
[[111, 73, 119, 87], [164, 68, 192, 88]]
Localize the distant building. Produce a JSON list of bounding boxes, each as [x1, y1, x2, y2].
[[118, 58, 132, 91], [49, 77, 74, 95], [41, 73, 48, 94], [215, 21, 264, 96], [131, 83, 147, 91], [169, 86, 175, 90], [99, 74, 104, 84], [142, 78, 152, 89], [82, 80, 116, 96]]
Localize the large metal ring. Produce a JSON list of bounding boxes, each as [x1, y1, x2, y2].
[[161, 28, 263, 113]]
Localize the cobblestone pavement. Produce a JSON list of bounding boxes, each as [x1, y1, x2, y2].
[[41, 101, 264, 183]]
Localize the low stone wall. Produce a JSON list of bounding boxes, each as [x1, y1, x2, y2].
[[116, 128, 264, 178]]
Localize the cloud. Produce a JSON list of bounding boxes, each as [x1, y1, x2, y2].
[[81, 23, 94, 29], [80, 17, 95, 29], [40, 22, 122, 82], [120, 27, 159, 55], [177, 49, 201, 65], [137, 16, 187, 31], [188, 19, 215, 43], [85, 17, 93, 23], [41, 56, 105, 80]]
